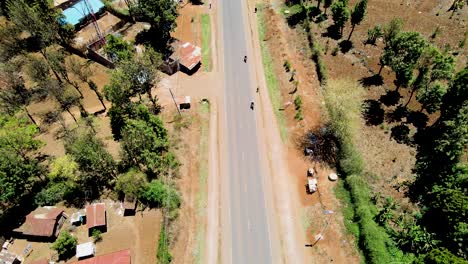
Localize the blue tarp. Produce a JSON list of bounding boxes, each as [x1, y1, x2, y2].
[[61, 0, 105, 26]]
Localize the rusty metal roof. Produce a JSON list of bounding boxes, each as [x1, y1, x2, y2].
[[14, 207, 64, 237], [171, 42, 201, 70], [86, 203, 106, 229], [72, 249, 130, 264]]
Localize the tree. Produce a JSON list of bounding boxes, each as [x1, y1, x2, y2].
[[416, 82, 447, 113], [0, 18, 23, 62], [140, 179, 181, 211], [48, 155, 80, 182], [383, 18, 403, 44], [130, 0, 178, 50], [103, 35, 135, 63], [381, 32, 428, 89], [64, 128, 116, 193], [348, 0, 367, 41], [115, 168, 148, 200], [0, 114, 44, 208], [420, 248, 468, 264], [331, 1, 350, 36], [117, 49, 162, 109], [0, 62, 37, 125], [366, 25, 383, 45], [51, 231, 77, 260]]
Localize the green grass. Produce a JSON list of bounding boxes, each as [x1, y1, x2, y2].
[[194, 101, 210, 264], [257, 5, 288, 142], [200, 14, 212, 71]]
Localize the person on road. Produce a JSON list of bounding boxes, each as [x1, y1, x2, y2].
[[244, 55, 247, 63], [250, 100, 254, 110]]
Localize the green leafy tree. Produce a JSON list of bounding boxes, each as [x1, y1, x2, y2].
[[416, 82, 447, 113], [130, 0, 178, 49], [103, 35, 135, 62], [64, 128, 116, 193], [331, 1, 350, 36], [383, 18, 403, 44], [140, 179, 181, 211], [48, 155, 80, 182], [51, 231, 77, 260], [115, 168, 148, 200], [381, 31, 428, 89], [0, 114, 44, 208], [117, 49, 162, 109], [348, 0, 367, 41], [420, 248, 468, 264]]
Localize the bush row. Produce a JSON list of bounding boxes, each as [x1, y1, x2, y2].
[[304, 22, 328, 85], [324, 80, 408, 263]]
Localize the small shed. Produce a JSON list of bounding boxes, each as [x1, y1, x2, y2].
[[170, 41, 201, 75], [76, 242, 96, 260], [71, 249, 131, 264], [175, 96, 191, 110], [123, 196, 136, 216], [86, 203, 106, 236], [70, 211, 85, 226], [0, 250, 20, 264], [13, 206, 66, 241]]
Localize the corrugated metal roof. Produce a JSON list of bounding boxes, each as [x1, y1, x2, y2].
[[86, 203, 106, 229], [72, 249, 130, 264], [172, 42, 201, 70], [14, 207, 64, 237]]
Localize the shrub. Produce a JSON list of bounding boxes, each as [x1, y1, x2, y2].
[[51, 231, 77, 260], [418, 248, 468, 264], [294, 108, 304, 120], [283, 60, 291, 72], [34, 182, 78, 206], [92, 229, 102, 243], [294, 95, 302, 110], [367, 25, 383, 45], [157, 225, 172, 264], [140, 180, 181, 211]]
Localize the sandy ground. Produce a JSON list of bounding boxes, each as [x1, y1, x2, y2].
[[8, 202, 161, 264], [73, 13, 122, 49]]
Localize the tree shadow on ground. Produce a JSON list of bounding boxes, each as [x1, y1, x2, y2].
[[386, 105, 409, 123], [339, 40, 353, 53], [135, 30, 174, 58], [359, 74, 384, 87], [299, 126, 338, 166], [323, 24, 341, 40], [407, 111, 428, 128], [391, 124, 411, 144], [379, 90, 401, 106], [362, 99, 385, 126]]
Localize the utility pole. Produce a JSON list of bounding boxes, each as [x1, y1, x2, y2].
[[168, 87, 181, 116]]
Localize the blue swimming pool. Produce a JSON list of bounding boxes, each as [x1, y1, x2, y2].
[[61, 0, 105, 26]]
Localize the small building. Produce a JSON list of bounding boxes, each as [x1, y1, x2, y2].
[[71, 249, 130, 264], [0, 250, 20, 264], [76, 242, 96, 260], [70, 211, 85, 226], [123, 198, 136, 217], [86, 203, 106, 235], [175, 96, 191, 110], [168, 41, 201, 75], [13, 207, 66, 241]]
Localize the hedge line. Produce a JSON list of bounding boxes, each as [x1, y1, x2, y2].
[[324, 80, 409, 263], [304, 22, 327, 86]]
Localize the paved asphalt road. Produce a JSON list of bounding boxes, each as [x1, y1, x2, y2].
[[220, 0, 273, 263]]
